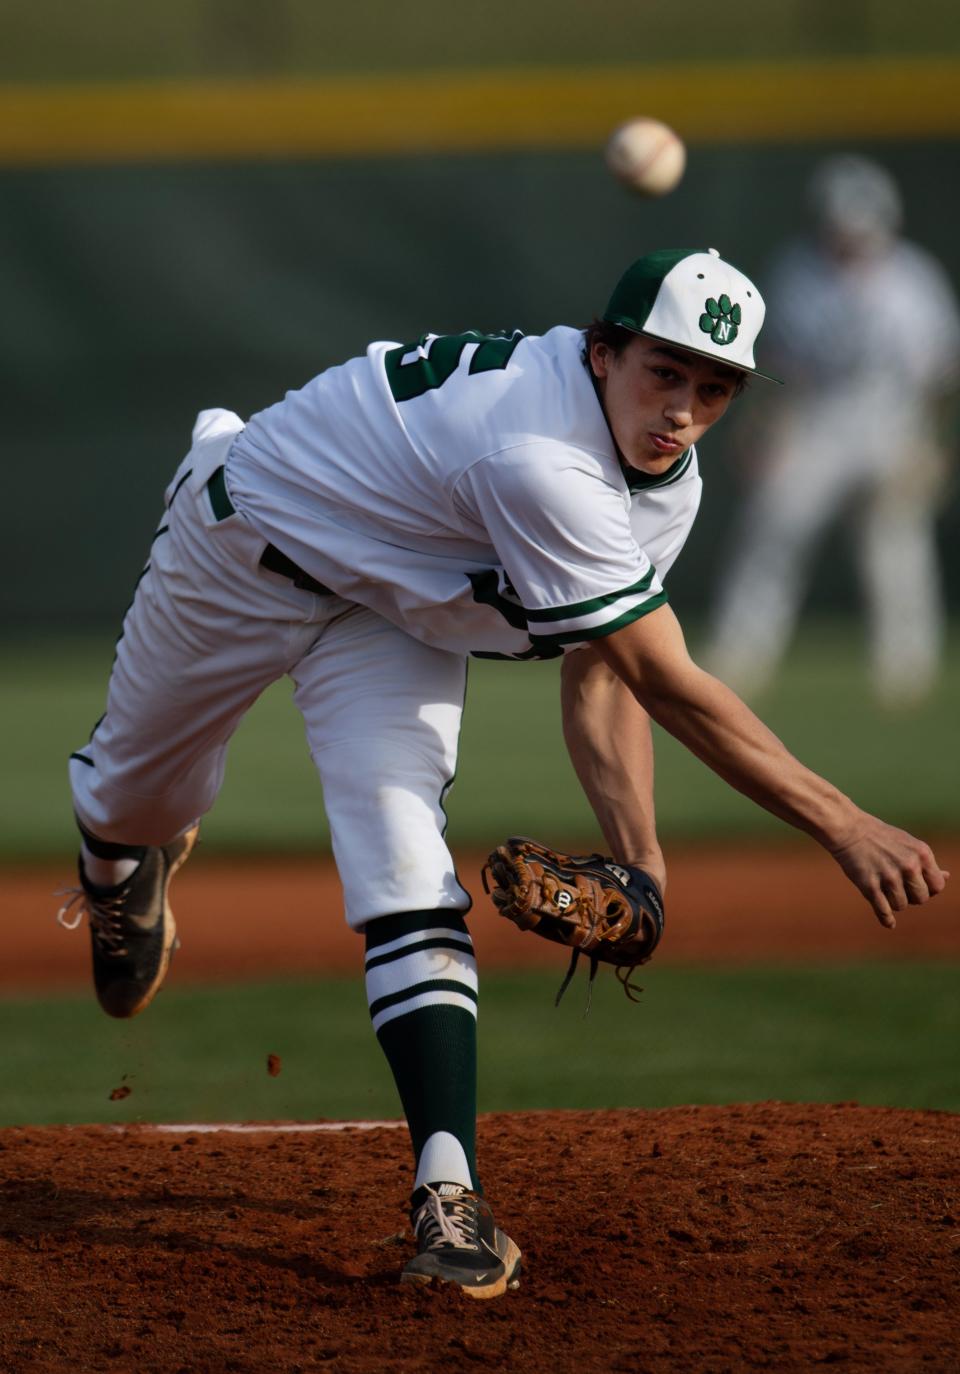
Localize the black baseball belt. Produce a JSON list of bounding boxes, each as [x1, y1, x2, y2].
[[206, 466, 334, 597]]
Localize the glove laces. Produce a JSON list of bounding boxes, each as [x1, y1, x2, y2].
[[555, 950, 644, 1013]]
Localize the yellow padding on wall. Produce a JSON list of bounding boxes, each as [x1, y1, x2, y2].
[[1, 58, 958, 166]]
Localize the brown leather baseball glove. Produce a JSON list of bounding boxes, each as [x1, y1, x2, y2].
[[481, 836, 665, 1008]]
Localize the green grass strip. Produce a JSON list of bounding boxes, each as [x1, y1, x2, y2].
[[1, 964, 956, 1127], [3, 622, 959, 859]]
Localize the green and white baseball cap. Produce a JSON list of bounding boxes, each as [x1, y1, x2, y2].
[[603, 247, 781, 382]]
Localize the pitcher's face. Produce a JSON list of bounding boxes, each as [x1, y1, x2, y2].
[[590, 334, 741, 474]]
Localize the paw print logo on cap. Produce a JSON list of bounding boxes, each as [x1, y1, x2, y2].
[[699, 294, 741, 345]]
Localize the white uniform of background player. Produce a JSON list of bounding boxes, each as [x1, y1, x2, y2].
[[705, 156, 960, 704]]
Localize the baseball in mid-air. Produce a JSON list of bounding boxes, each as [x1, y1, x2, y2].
[[604, 117, 686, 196]]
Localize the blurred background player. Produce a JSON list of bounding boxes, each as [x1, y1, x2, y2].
[[704, 154, 960, 706]]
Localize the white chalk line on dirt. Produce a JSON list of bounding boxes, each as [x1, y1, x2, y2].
[[109, 1121, 406, 1134]]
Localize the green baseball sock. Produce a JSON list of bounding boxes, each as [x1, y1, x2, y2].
[[364, 909, 479, 1192]]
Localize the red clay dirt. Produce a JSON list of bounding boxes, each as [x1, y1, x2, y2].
[[7, 837, 960, 989], [3, 840, 958, 1371], [1, 1105, 958, 1374]]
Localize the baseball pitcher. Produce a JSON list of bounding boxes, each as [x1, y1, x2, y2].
[[59, 247, 948, 1298]]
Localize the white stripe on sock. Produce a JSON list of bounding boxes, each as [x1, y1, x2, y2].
[[371, 989, 478, 1034], [364, 924, 471, 965], [365, 945, 477, 1007]]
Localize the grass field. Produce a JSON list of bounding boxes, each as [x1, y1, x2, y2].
[[2, 964, 957, 1127], [5, 623, 959, 860]]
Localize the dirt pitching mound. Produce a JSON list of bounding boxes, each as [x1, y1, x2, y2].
[[1, 1103, 957, 1373]]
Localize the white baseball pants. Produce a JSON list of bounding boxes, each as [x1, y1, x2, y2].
[[69, 411, 470, 929]]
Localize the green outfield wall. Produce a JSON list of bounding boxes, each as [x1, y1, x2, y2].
[[5, 11, 960, 633], [5, 135, 959, 631], [5, 0, 959, 83]]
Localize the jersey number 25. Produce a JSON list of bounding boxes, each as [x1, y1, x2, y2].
[[385, 330, 523, 403]]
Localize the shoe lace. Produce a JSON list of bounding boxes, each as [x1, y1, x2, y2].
[[56, 887, 131, 956], [413, 1188, 480, 1251]]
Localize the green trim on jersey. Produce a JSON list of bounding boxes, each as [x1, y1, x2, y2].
[[530, 590, 668, 647], [524, 566, 657, 623], [385, 330, 523, 403], [470, 645, 564, 660], [621, 449, 693, 492], [465, 569, 565, 659], [466, 568, 527, 630], [207, 464, 235, 520]]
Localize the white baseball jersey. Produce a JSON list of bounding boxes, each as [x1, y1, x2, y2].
[[706, 235, 960, 704], [760, 238, 960, 453], [227, 325, 701, 658]]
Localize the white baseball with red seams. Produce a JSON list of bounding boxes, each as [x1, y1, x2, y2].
[[604, 117, 686, 196]]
